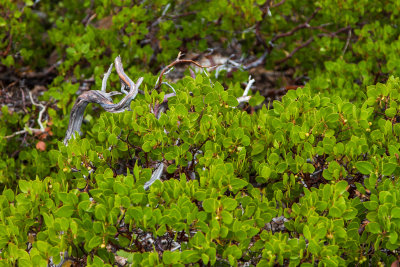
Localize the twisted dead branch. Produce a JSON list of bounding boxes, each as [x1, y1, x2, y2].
[[64, 56, 163, 191], [63, 56, 143, 145]]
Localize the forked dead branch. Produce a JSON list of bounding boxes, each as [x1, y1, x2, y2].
[[63, 56, 143, 145]]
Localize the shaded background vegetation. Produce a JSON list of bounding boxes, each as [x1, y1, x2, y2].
[[1, 0, 400, 186]]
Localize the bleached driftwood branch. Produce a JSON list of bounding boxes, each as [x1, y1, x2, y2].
[[63, 56, 143, 145]]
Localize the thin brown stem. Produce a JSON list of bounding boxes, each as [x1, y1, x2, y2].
[[154, 56, 219, 90], [270, 8, 321, 43], [275, 37, 315, 65], [275, 26, 352, 65]]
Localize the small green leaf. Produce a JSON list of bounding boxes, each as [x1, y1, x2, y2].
[[383, 163, 397, 176], [134, 161, 140, 180], [363, 201, 379, 211], [167, 164, 177, 174], [227, 95, 239, 106], [201, 253, 210, 265], [19, 180, 30, 194], [329, 206, 342, 218], [163, 251, 180, 264], [108, 133, 118, 145], [3, 189, 14, 202], [355, 161, 374, 175], [228, 245, 242, 259], [222, 198, 237, 211], [203, 198, 218, 213], [303, 225, 311, 240], [131, 193, 144, 204], [70, 220, 78, 236], [88, 236, 102, 250], [175, 103, 188, 117], [95, 204, 107, 221], [335, 180, 348, 195], [194, 191, 206, 201], [366, 222, 381, 234], [302, 163, 315, 173], [251, 142, 264, 156], [308, 239, 321, 254], [385, 107, 397, 118], [164, 151, 176, 161], [230, 178, 248, 191], [36, 241, 48, 253], [391, 207, 400, 218], [389, 232, 398, 244], [205, 92, 217, 105], [221, 210, 233, 224], [276, 162, 287, 173], [54, 205, 74, 218], [181, 250, 201, 264], [261, 166, 271, 179]]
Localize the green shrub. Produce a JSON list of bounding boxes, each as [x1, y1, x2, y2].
[[2, 74, 400, 265], [2, 0, 400, 265]]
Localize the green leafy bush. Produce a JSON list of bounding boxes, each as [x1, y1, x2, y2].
[[2, 75, 400, 265], [2, 0, 400, 266]]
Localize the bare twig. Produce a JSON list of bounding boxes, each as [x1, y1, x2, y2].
[[4, 130, 30, 139], [161, 82, 176, 93], [341, 28, 352, 56], [101, 63, 114, 93], [144, 162, 164, 190], [271, 22, 311, 42], [272, 0, 286, 8], [20, 88, 27, 113], [274, 26, 352, 65], [237, 96, 251, 105], [154, 54, 220, 90], [85, 13, 97, 27], [270, 7, 320, 44], [243, 76, 255, 96], [252, 7, 321, 67], [275, 37, 315, 65], [29, 91, 46, 132], [3, 91, 47, 139], [202, 68, 214, 86], [318, 26, 352, 38], [151, 3, 171, 28], [244, 51, 268, 70]]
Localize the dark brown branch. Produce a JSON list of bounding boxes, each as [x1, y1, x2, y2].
[[275, 37, 314, 65], [275, 26, 352, 65], [154, 55, 219, 90], [342, 28, 352, 56], [253, 6, 321, 67], [270, 7, 321, 43], [272, 0, 286, 8], [318, 26, 352, 38]]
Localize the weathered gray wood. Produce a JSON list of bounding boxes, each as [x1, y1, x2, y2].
[[63, 56, 143, 145]]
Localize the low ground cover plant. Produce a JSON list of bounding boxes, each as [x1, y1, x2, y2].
[[2, 0, 400, 266]]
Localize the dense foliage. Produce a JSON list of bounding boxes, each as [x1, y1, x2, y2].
[[2, 0, 400, 266]]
